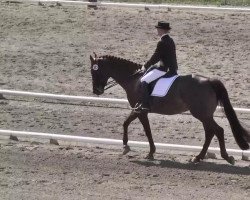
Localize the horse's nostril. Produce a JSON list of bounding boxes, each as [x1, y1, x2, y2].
[[93, 87, 104, 95]]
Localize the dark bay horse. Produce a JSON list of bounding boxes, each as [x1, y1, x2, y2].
[[89, 54, 250, 165]]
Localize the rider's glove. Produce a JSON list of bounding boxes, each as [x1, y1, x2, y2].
[[141, 65, 146, 72]]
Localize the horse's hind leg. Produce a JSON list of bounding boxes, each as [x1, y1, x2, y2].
[[212, 119, 235, 165], [193, 118, 235, 165], [122, 111, 138, 155], [192, 119, 215, 163]]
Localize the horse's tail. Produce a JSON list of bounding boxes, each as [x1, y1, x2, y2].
[[209, 79, 250, 150]]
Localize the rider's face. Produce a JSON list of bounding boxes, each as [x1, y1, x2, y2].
[[156, 28, 168, 37], [157, 28, 163, 36]]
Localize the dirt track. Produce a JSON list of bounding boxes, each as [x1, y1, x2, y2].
[[0, 1, 249, 199]]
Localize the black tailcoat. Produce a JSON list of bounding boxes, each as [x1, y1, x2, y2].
[[144, 34, 178, 75]]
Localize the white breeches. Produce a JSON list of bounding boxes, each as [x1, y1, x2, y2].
[[140, 69, 166, 83]]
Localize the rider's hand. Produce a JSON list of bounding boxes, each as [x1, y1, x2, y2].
[[141, 65, 146, 72]]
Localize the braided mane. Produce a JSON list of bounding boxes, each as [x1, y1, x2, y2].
[[100, 55, 142, 72]]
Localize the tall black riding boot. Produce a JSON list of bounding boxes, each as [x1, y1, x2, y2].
[[141, 81, 150, 110], [134, 81, 150, 113]]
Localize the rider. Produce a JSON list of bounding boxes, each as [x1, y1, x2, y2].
[[134, 21, 178, 113]]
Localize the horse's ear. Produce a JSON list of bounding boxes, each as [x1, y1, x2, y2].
[[90, 55, 94, 63], [93, 52, 97, 59]]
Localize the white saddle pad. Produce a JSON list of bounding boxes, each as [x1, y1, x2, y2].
[[151, 75, 179, 97]]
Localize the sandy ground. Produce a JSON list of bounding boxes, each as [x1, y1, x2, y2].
[[0, 1, 249, 199]]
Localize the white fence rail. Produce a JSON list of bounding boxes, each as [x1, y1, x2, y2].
[[0, 89, 128, 104], [0, 129, 249, 156], [0, 89, 249, 113], [27, 0, 250, 12]]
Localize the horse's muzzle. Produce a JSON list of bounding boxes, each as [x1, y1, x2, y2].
[[93, 86, 104, 95]]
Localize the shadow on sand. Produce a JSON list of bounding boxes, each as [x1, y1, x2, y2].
[[131, 158, 250, 175]]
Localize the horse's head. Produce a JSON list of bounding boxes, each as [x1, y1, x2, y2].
[[90, 53, 142, 95], [90, 53, 110, 95]]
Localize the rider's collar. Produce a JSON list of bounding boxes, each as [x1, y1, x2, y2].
[[160, 33, 169, 40]]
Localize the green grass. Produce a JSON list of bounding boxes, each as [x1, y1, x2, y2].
[[108, 0, 250, 6]]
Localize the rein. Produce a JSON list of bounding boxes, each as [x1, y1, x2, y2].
[[105, 79, 118, 90], [104, 69, 143, 91]]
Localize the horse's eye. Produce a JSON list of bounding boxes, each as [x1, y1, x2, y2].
[[92, 64, 99, 71]]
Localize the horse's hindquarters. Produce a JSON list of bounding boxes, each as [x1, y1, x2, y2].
[[180, 75, 217, 120]]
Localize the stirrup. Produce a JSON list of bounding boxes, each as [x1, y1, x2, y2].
[[132, 103, 141, 111], [133, 104, 150, 113]]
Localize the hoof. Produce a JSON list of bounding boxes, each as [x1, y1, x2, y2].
[[123, 145, 131, 155], [50, 139, 59, 145], [190, 156, 200, 164], [0, 94, 6, 100], [227, 156, 235, 165], [145, 154, 154, 160], [9, 135, 19, 141]]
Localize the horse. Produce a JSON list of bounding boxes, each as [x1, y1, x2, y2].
[[89, 53, 250, 165]]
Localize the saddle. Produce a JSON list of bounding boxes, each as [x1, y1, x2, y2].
[[147, 75, 178, 97], [145, 66, 179, 97]]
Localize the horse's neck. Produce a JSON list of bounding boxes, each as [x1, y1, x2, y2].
[[110, 70, 138, 90], [103, 58, 142, 105], [110, 70, 142, 106]]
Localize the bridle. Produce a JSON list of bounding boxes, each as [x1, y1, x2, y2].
[[105, 79, 118, 90]]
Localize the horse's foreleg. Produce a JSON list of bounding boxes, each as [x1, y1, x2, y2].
[[122, 111, 138, 155], [138, 113, 155, 160]]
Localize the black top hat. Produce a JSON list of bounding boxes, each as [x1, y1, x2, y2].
[[155, 21, 171, 30]]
